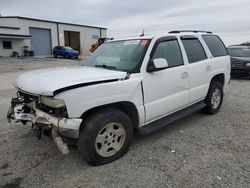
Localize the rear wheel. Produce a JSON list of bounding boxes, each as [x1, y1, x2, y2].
[[53, 53, 57, 58], [78, 108, 133, 166], [203, 81, 223, 114], [64, 53, 69, 58]]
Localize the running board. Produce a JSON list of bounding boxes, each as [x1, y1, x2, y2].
[[138, 101, 206, 135]]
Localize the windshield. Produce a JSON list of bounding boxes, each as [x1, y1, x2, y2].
[[83, 39, 149, 72], [228, 48, 250, 57]]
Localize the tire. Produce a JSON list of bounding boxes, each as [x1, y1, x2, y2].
[[203, 81, 223, 114], [78, 108, 134, 166], [53, 53, 57, 58], [64, 53, 69, 58]]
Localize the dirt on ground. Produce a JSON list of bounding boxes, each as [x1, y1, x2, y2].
[[0, 57, 249, 188]]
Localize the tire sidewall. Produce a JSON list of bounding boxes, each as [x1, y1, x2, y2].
[[78, 109, 133, 165], [206, 82, 223, 114]]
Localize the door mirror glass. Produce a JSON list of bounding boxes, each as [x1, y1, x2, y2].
[[147, 58, 168, 72]]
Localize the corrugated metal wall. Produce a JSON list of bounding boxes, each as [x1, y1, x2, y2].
[[0, 39, 25, 57]]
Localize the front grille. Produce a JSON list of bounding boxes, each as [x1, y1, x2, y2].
[[231, 62, 243, 69]]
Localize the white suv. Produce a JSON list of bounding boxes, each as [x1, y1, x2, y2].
[[7, 30, 230, 165]]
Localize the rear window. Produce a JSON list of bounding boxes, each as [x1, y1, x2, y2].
[[202, 35, 228, 57], [181, 38, 207, 63]]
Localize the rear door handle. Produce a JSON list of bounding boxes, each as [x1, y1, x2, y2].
[[206, 65, 211, 71], [181, 72, 189, 79]]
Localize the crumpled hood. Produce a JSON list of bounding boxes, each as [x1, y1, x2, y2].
[[15, 66, 127, 96]]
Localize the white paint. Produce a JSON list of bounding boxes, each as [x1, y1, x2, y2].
[[0, 38, 27, 56], [12, 32, 231, 135], [15, 66, 127, 96], [143, 65, 189, 122], [153, 58, 169, 69]]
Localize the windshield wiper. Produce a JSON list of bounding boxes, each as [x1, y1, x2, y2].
[[95, 64, 117, 70]]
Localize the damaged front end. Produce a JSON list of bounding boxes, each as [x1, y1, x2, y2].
[[7, 91, 82, 155]]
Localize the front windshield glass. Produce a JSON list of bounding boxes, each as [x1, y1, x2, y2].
[[228, 48, 250, 57], [83, 39, 149, 72]]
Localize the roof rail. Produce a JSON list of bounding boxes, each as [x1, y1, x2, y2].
[[169, 30, 213, 34]]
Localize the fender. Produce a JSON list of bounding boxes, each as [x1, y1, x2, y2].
[[54, 74, 144, 121]]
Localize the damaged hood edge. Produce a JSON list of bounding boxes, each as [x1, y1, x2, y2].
[[15, 66, 127, 96]]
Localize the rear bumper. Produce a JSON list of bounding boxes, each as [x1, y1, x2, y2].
[[7, 97, 82, 139]]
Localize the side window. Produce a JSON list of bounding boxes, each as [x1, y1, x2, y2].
[[152, 40, 183, 68], [181, 38, 207, 63], [202, 35, 228, 57]]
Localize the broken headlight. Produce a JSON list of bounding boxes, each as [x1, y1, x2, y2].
[[40, 96, 65, 108]]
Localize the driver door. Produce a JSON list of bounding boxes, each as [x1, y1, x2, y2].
[[143, 37, 190, 122]]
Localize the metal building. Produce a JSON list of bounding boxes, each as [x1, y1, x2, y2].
[[0, 16, 107, 57]]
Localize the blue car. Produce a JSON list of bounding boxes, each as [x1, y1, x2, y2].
[[53, 46, 79, 59]]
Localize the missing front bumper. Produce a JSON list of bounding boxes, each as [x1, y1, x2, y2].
[[7, 97, 82, 154]]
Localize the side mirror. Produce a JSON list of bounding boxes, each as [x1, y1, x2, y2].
[[147, 58, 169, 72]]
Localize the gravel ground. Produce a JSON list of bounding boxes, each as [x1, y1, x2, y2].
[[0, 58, 249, 188]]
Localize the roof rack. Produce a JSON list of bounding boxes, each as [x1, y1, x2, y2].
[[169, 30, 213, 34]]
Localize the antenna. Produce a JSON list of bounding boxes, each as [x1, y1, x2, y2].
[[140, 30, 145, 37]]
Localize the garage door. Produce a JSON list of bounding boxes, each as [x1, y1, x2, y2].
[[30, 28, 52, 56]]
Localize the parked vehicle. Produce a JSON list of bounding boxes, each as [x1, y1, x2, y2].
[[227, 45, 250, 78], [53, 46, 79, 58], [7, 30, 230, 166]]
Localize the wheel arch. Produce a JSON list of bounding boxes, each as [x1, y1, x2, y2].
[[80, 101, 140, 131], [204, 73, 225, 100], [210, 73, 225, 86]]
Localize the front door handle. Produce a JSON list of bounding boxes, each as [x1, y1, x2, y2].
[[181, 72, 189, 79]]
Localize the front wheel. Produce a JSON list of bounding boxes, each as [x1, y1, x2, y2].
[[203, 81, 223, 114], [78, 108, 133, 166]]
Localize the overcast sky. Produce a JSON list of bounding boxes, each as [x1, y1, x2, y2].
[[1, 0, 250, 45]]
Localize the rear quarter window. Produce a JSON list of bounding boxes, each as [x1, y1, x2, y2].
[[202, 35, 228, 57]]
